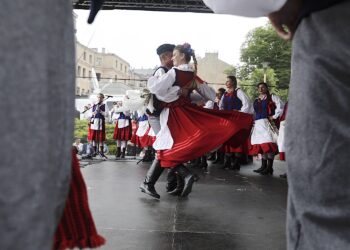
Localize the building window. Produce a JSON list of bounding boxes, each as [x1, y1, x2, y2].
[[89, 55, 92, 64], [77, 66, 81, 76], [89, 71, 91, 78], [115, 75, 118, 81], [83, 68, 86, 78], [115, 60, 118, 68], [96, 73, 101, 81], [81, 89, 85, 95], [96, 57, 102, 66], [83, 52, 86, 60], [120, 64, 122, 71], [76, 87, 80, 95], [125, 66, 127, 73]]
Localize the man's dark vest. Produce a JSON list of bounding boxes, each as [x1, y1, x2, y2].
[[146, 66, 169, 117]]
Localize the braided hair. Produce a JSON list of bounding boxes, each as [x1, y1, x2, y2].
[[174, 43, 197, 74]]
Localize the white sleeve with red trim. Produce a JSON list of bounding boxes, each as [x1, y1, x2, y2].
[[203, 0, 287, 17]]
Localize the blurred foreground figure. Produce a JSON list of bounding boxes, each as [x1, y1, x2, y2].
[[0, 1, 75, 249], [204, 0, 350, 249]]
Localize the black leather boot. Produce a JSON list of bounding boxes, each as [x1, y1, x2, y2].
[[253, 159, 267, 173], [199, 155, 208, 170], [222, 154, 231, 169], [115, 146, 121, 158], [231, 155, 241, 171], [213, 151, 224, 164], [121, 147, 126, 158], [207, 152, 216, 161], [167, 173, 184, 196], [139, 159, 164, 199], [175, 164, 195, 197], [260, 159, 274, 175], [166, 168, 177, 192]]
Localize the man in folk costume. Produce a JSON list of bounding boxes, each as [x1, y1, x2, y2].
[[249, 82, 283, 175], [219, 76, 253, 170], [140, 44, 178, 199], [90, 93, 108, 159], [147, 43, 253, 197]]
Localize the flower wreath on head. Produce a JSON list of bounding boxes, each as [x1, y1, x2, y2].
[[182, 43, 194, 56]]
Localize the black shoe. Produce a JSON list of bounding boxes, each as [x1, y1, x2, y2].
[[139, 183, 160, 199], [207, 152, 216, 161], [99, 152, 108, 159], [253, 159, 267, 173], [260, 159, 274, 175]]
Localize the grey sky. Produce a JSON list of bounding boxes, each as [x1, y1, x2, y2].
[[74, 10, 267, 69]]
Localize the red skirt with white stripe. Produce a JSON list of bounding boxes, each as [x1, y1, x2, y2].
[[157, 98, 253, 167], [248, 142, 279, 155], [90, 127, 106, 142], [113, 124, 132, 140], [53, 150, 106, 250], [132, 127, 156, 148]]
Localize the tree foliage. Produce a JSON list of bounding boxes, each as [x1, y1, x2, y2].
[[238, 23, 291, 101]]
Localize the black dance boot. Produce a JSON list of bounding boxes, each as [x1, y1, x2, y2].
[[231, 155, 241, 171], [222, 154, 231, 169], [115, 146, 121, 158], [213, 152, 224, 164], [121, 147, 126, 158], [260, 159, 274, 175], [166, 168, 177, 193], [253, 159, 267, 173], [167, 174, 184, 196], [207, 152, 216, 161], [175, 164, 195, 197], [139, 159, 164, 199], [199, 155, 208, 170]]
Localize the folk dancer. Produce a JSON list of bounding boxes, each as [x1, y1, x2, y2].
[[219, 76, 253, 170], [90, 93, 108, 159], [249, 82, 283, 175], [148, 43, 253, 197]]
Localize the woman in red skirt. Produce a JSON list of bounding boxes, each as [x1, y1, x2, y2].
[[113, 107, 132, 159], [147, 43, 253, 197]]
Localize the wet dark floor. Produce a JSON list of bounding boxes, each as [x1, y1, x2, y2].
[[81, 157, 288, 250]]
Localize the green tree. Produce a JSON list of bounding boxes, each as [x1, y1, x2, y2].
[[240, 23, 292, 90], [239, 67, 280, 100]]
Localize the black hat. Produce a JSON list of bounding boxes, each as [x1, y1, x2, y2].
[[156, 44, 175, 55]]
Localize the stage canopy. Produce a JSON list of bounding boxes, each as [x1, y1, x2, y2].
[[73, 0, 213, 13]]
